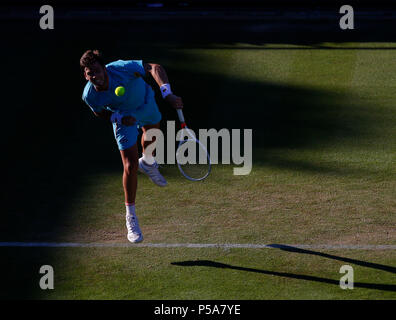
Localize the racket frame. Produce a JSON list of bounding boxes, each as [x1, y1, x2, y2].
[[176, 109, 211, 181]]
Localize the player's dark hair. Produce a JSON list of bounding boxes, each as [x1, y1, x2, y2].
[[80, 49, 105, 70]]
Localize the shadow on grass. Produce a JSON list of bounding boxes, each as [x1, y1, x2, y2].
[[267, 245, 396, 274], [171, 259, 396, 292]]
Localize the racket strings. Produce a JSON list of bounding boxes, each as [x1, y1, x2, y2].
[[176, 137, 211, 181]]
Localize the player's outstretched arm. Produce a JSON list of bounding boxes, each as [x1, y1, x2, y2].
[[143, 63, 183, 109], [143, 63, 169, 86]]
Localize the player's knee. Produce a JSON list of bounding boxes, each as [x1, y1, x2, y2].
[[123, 160, 138, 176]]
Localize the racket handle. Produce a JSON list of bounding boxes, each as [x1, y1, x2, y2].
[[176, 109, 186, 125]]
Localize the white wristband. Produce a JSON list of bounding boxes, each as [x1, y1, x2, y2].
[[110, 112, 123, 125], [160, 83, 172, 99]]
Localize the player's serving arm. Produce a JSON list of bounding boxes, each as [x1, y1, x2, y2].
[[80, 49, 183, 243]]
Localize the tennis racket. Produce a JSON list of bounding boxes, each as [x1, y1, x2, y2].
[[176, 109, 211, 181]]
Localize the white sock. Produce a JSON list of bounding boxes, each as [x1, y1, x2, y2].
[[125, 203, 136, 216], [142, 152, 155, 165]]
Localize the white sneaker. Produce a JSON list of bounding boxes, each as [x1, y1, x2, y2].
[[138, 158, 168, 187], [126, 213, 143, 243]]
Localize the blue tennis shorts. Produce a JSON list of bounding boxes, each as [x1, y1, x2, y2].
[[112, 99, 162, 151]]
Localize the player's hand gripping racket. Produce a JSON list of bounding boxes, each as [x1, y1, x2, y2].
[[176, 109, 211, 181]]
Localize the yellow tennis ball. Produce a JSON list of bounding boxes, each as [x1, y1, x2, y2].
[[115, 86, 125, 96]]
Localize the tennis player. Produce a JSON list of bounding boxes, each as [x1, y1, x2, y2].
[[80, 50, 183, 243]]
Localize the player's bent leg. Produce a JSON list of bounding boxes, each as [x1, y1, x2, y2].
[[138, 122, 168, 187], [120, 143, 139, 203], [120, 143, 143, 243]]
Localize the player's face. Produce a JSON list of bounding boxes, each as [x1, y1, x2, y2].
[[84, 62, 106, 87]]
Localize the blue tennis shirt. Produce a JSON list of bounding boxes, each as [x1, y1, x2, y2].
[[82, 60, 155, 115]]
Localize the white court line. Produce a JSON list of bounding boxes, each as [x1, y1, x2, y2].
[[0, 242, 396, 250]]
